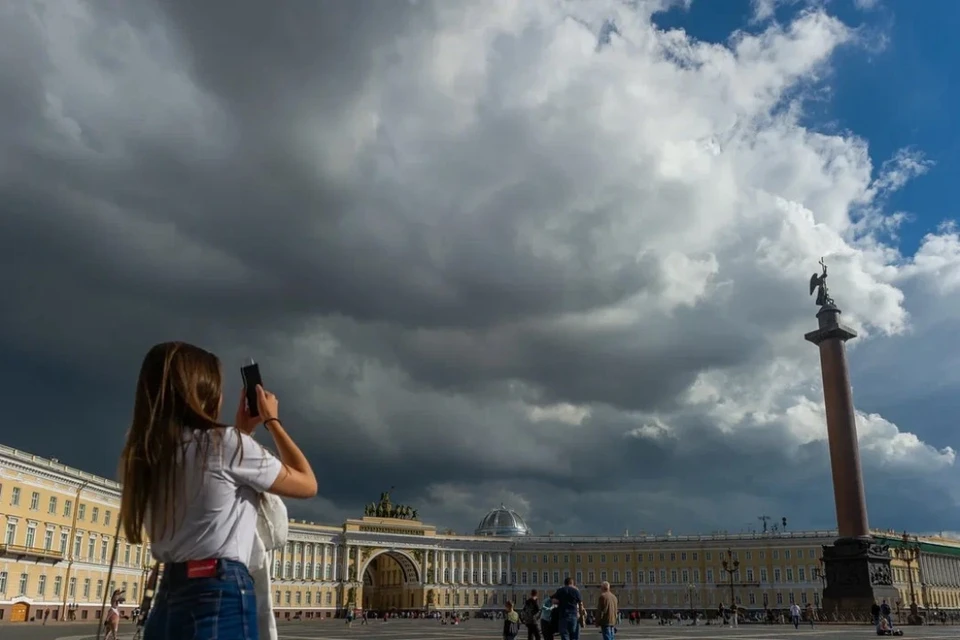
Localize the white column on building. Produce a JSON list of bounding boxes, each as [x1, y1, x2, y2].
[[354, 546, 361, 581], [469, 551, 475, 584], [498, 554, 504, 585], [442, 551, 448, 584], [341, 544, 350, 581], [460, 551, 466, 583], [322, 544, 329, 581], [507, 552, 512, 583]]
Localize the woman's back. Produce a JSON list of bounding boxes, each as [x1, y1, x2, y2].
[[148, 427, 281, 566]]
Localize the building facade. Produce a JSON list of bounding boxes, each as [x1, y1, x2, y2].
[[4, 443, 960, 623]]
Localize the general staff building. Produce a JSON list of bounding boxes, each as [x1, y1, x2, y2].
[[2, 443, 960, 623]]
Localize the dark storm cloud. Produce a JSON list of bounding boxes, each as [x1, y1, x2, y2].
[[1, 0, 956, 537]]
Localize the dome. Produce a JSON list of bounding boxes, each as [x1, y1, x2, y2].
[[475, 505, 531, 537]]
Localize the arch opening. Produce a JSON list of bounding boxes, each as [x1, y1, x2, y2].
[[358, 550, 423, 612]]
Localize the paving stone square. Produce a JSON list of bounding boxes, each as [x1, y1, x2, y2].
[[5, 619, 960, 640]]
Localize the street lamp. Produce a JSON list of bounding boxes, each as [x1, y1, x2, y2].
[[720, 549, 740, 628], [60, 480, 89, 621], [894, 531, 922, 625]]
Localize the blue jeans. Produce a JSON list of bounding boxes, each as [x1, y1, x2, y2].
[[558, 614, 580, 640], [600, 625, 616, 640], [144, 559, 258, 640]]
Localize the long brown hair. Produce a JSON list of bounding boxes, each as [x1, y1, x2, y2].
[[119, 342, 226, 543]]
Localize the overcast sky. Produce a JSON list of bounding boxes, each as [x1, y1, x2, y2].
[[2, 0, 958, 537]]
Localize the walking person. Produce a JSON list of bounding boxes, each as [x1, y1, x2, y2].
[[119, 342, 318, 640], [789, 602, 801, 629], [551, 577, 583, 640], [540, 595, 556, 640], [504, 601, 522, 640], [521, 589, 543, 640], [595, 581, 619, 640]]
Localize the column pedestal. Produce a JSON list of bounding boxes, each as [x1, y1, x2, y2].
[[821, 537, 898, 615]]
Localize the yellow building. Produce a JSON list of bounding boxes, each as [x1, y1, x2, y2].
[[5, 443, 960, 624]]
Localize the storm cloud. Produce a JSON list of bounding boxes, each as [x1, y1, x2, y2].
[[2, 0, 958, 536]]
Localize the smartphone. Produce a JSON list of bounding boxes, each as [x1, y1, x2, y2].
[[240, 359, 263, 418]]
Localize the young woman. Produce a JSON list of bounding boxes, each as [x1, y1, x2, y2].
[[103, 590, 121, 640], [119, 342, 318, 640]]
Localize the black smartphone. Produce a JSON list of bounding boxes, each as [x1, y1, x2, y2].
[[240, 359, 262, 418]]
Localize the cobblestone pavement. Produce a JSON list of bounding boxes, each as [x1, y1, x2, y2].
[[3, 619, 958, 639]]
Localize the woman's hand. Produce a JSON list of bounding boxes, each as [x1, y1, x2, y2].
[[256, 384, 279, 422], [234, 385, 279, 434]]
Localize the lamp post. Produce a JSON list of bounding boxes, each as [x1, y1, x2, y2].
[[60, 480, 89, 621], [720, 550, 740, 628], [894, 532, 922, 624], [687, 583, 697, 625]]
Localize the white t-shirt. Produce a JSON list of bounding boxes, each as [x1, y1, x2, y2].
[[148, 427, 283, 568]]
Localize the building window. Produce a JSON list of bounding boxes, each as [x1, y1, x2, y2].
[[78, 504, 86, 520], [801, 592, 808, 604], [670, 553, 676, 561], [19, 573, 28, 595], [64, 500, 72, 517], [706, 570, 713, 583], [785, 550, 791, 559], [30, 491, 40, 510], [11, 487, 21, 506], [600, 571, 607, 582], [543, 555, 548, 563], [69, 577, 77, 598], [600, 554, 606, 563], [613, 571, 620, 583], [681, 552, 687, 561], [773, 550, 779, 559], [788, 592, 795, 604], [48, 496, 58, 514], [588, 555, 593, 563], [60, 531, 68, 553], [693, 552, 699, 561], [694, 569, 700, 583], [25, 525, 36, 548], [564, 555, 569, 563], [0, 571, 7, 594], [588, 571, 595, 583], [670, 570, 677, 584], [296, 591, 302, 605], [749, 593, 756, 604], [101, 539, 109, 562], [285, 591, 291, 605], [648, 571, 655, 584], [746, 568, 754, 581], [760, 568, 768, 583], [521, 571, 528, 584], [104, 510, 112, 526], [746, 551, 752, 559], [576, 555, 581, 563], [798, 567, 806, 581], [4, 521, 16, 545], [92, 507, 100, 523], [705, 552, 712, 561], [576, 572, 583, 584], [54, 576, 62, 597], [774, 569, 781, 582], [87, 536, 96, 560], [37, 575, 46, 596], [96, 580, 104, 599], [786, 568, 794, 582], [626, 570, 633, 583], [553, 571, 560, 584], [44, 528, 53, 550], [776, 592, 783, 605]]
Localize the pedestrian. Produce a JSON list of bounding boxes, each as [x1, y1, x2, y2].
[[595, 581, 618, 640], [504, 601, 521, 640], [550, 577, 583, 640], [119, 342, 319, 640], [521, 589, 543, 640]]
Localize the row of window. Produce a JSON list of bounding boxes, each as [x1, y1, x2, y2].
[[2, 520, 147, 567], [512, 565, 818, 586], [1, 484, 112, 525], [0, 570, 140, 603], [516, 548, 819, 565]]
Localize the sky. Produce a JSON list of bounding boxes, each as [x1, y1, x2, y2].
[[2, 0, 960, 538]]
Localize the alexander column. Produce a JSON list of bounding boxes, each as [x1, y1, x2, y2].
[[804, 259, 898, 614]]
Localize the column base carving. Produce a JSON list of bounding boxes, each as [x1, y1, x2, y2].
[[822, 537, 899, 616]]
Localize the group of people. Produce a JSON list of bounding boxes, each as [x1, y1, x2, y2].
[[502, 578, 619, 640]]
